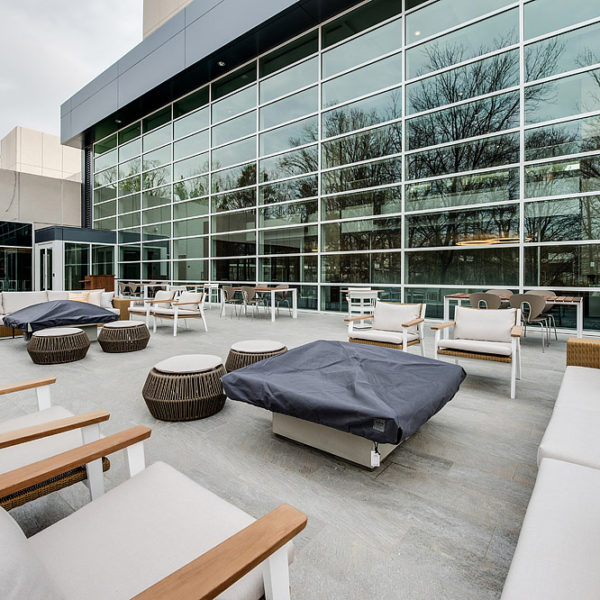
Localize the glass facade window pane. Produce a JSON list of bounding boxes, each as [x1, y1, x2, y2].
[[118, 158, 141, 180], [173, 175, 209, 202], [322, 17, 402, 78], [64, 243, 89, 291], [212, 83, 256, 122], [94, 184, 117, 203], [94, 218, 116, 231], [173, 259, 208, 281], [525, 115, 600, 161], [260, 31, 318, 78], [260, 116, 317, 156], [407, 133, 520, 180], [259, 175, 318, 204], [260, 57, 318, 104], [212, 110, 256, 147], [212, 209, 256, 232], [142, 165, 171, 190], [173, 130, 209, 160], [322, 252, 403, 284], [322, 52, 402, 108], [142, 185, 170, 209], [322, 156, 402, 194], [94, 167, 116, 187], [406, 168, 519, 211], [173, 197, 209, 220], [92, 245, 114, 276], [173, 87, 209, 119], [143, 107, 171, 133], [212, 257, 256, 281], [260, 256, 318, 282], [94, 134, 116, 157], [119, 262, 141, 280], [173, 152, 209, 181], [142, 240, 170, 262], [142, 124, 171, 152], [142, 206, 170, 225], [174, 107, 209, 141], [173, 217, 209, 238], [524, 0, 600, 40], [525, 155, 600, 198], [119, 175, 141, 196], [259, 145, 318, 183], [213, 63, 256, 101], [94, 149, 117, 173], [142, 223, 170, 241], [322, 186, 402, 220], [212, 162, 256, 193], [323, 122, 402, 169], [143, 145, 171, 171], [212, 231, 256, 257], [407, 247, 519, 285], [525, 196, 600, 242], [525, 68, 600, 125], [259, 200, 318, 227], [260, 87, 317, 130], [119, 138, 141, 163], [118, 123, 141, 145], [212, 136, 255, 170], [407, 205, 520, 248], [322, 217, 402, 252], [119, 231, 142, 245], [406, 9, 519, 79], [259, 225, 318, 254], [213, 189, 256, 212], [94, 200, 116, 220], [322, 87, 402, 138], [118, 212, 140, 229], [407, 91, 520, 151], [525, 244, 600, 287], [119, 193, 140, 214], [142, 261, 170, 280], [0, 222, 32, 246], [174, 237, 209, 259]]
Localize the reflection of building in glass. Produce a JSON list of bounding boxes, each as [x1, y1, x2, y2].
[[62, 0, 600, 329]]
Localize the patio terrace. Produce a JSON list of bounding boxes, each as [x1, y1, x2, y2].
[[0, 309, 566, 599]]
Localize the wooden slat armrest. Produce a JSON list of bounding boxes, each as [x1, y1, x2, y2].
[[172, 301, 203, 307], [402, 317, 424, 328], [134, 504, 307, 600], [0, 426, 151, 499], [0, 410, 110, 450], [511, 326, 523, 338], [141, 298, 173, 304], [431, 321, 456, 330], [0, 377, 56, 396], [344, 314, 374, 322]]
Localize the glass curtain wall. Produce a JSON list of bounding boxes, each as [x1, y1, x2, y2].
[[0, 222, 33, 291], [91, 0, 600, 328]]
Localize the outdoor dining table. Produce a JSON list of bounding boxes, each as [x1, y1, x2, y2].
[[443, 293, 584, 338], [222, 286, 298, 322]]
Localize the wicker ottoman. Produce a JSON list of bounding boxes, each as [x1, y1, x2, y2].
[[142, 354, 226, 421], [98, 320, 150, 353], [27, 328, 90, 365], [225, 339, 287, 372]]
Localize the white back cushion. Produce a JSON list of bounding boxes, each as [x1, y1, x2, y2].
[[154, 290, 173, 306], [2, 292, 48, 314], [87, 290, 103, 307], [178, 291, 203, 309], [373, 302, 420, 333], [0, 508, 64, 600], [47, 291, 69, 302], [101, 292, 114, 309], [454, 306, 515, 342]]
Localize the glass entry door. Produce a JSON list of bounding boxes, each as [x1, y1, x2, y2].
[[38, 246, 53, 291]]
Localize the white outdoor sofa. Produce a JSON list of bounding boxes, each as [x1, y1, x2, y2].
[[501, 339, 600, 599]]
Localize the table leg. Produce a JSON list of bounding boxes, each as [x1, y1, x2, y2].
[[292, 288, 298, 319], [271, 290, 276, 322]]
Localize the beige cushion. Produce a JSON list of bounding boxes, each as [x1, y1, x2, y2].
[[350, 330, 418, 345], [2, 291, 48, 314], [68, 291, 90, 302], [231, 340, 285, 353], [153, 307, 201, 316], [87, 290, 103, 307], [47, 291, 69, 302], [0, 508, 64, 600], [105, 307, 120, 315], [32, 328, 83, 338], [0, 406, 82, 474], [553, 367, 600, 413], [154, 354, 222, 374], [101, 292, 114, 309], [372, 302, 420, 334], [437, 339, 512, 356], [501, 458, 600, 600], [30, 461, 292, 600], [153, 290, 174, 306], [454, 307, 515, 343], [128, 305, 148, 315], [103, 320, 143, 329], [178, 291, 204, 308]]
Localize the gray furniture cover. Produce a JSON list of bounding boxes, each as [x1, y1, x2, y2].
[[4, 300, 119, 332], [222, 340, 466, 445]]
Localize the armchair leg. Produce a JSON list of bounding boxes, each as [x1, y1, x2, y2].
[[173, 316, 178, 337], [153, 315, 157, 334], [201, 312, 208, 332], [35, 386, 52, 411], [263, 546, 291, 600], [510, 357, 516, 400], [82, 423, 104, 499]]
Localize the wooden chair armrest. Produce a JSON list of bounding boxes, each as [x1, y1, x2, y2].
[[344, 314, 374, 322], [511, 326, 523, 338], [0, 377, 56, 396], [0, 410, 110, 450], [142, 298, 173, 304], [172, 301, 203, 307], [431, 321, 456, 330], [133, 504, 307, 600], [0, 426, 151, 499], [402, 317, 424, 328]]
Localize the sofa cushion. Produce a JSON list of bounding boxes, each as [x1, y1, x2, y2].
[[437, 339, 512, 356], [30, 461, 293, 600], [0, 508, 64, 600], [47, 291, 69, 302], [154, 290, 174, 306], [153, 307, 201, 316], [553, 366, 600, 413], [178, 291, 204, 309], [501, 458, 600, 600], [101, 292, 114, 309], [372, 302, 420, 334], [68, 291, 90, 302], [454, 307, 515, 343], [2, 291, 48, 314], [87, 290, 103, 307], [350, 329, 419, 346], [128, 305, 148, 315]]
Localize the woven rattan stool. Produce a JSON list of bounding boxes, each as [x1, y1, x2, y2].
[[27, 328, 90, 365], [142, 354, 226, 421], [98, 320, 150, 353], [225, 339, 287, 372]]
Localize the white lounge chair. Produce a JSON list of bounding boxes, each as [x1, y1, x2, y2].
[[128, 290, 176, 326], [152, 291, 207, 336]]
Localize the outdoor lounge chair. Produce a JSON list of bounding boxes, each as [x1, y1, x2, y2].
[[346, 300, 426, 354], [128, 289, 175, 325], [432, 306, 522, 399], [0, 377, 109, 509], [0, 425, 307, 600], [152, 291, 207, 336]]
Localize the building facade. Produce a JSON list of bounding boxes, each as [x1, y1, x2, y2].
[[64, 0, 600, 329]]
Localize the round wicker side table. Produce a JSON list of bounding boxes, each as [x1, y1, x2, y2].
[[142, 354, 226, 421], [27, 328, 90, 365], [225, 339, 287, 372], [98, 320, 150, 353]]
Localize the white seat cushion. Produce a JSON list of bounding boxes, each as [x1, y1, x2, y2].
[[103, 320, 143, 329], [372, 302, 420, 333], [231, 340, 285, 353], [552, 367, 600, 413], [105, 307, 120, 315], [127, 305, 148, 314], [32, 328, 83, 337], [437, 339, 512, 356], [0, 406, 82, 474], [501, 458, 600, 600], [350, 329, 418, 345], [153, 307, 200, 316], [454, 306, 516, 343], [2, 292, 48, 314], [154, 354, 222, 374], [30, 462, 292, 600]]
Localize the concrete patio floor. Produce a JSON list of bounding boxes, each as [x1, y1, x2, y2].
[[0, 307, 566, 599]]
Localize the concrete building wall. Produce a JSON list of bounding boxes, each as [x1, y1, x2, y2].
[[143, 0, 194, 38], [0, 127, 81, 182]]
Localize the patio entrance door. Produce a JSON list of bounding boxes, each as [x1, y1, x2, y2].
[[38, 246, 53, 291]]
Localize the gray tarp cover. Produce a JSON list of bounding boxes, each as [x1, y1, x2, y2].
[[221, 340, 466, 445], [4, 300, 119, 332]]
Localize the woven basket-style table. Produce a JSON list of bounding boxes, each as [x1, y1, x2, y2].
[[142, 354, 226, 421], [225, 339, 287, 372], [27, 328, 90, 365], [566, 337, 600, 368], [98, 320, 150, 353]]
